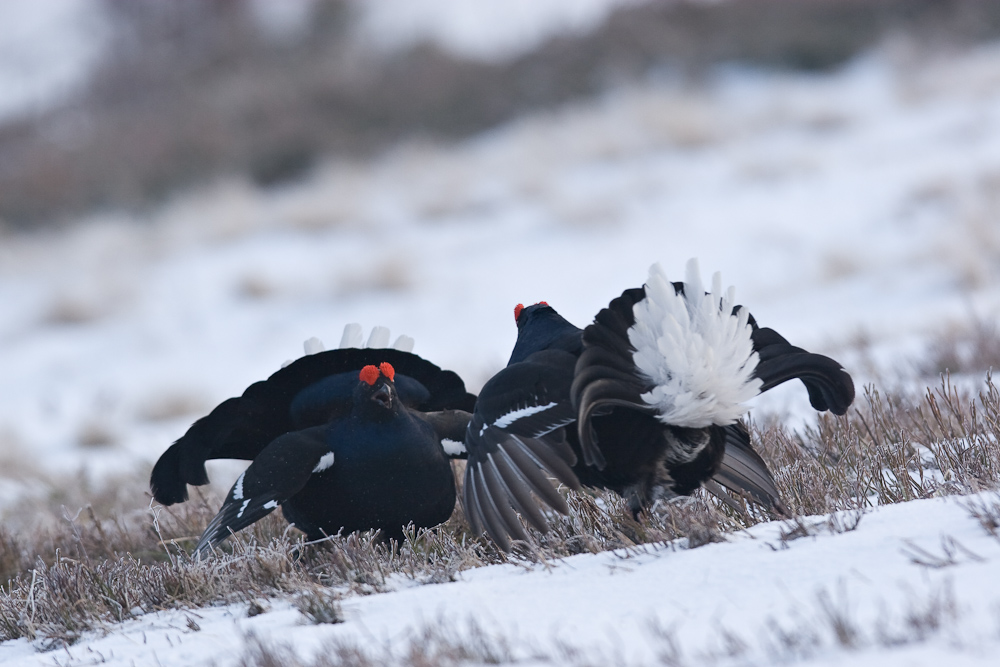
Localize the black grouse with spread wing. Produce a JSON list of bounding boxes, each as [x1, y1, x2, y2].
[[462, 260, 855, 550], [150, 330, 474, 554]]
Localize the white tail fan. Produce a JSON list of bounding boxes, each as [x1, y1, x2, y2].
[[629, 258, 761, 427]]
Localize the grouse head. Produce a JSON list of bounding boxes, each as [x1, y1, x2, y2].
[[355, 362, 400, 421], [513, 301, 551, 330], [509, 301, 583, 364]]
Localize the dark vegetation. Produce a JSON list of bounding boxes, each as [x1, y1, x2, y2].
[[3, 0, 1000, 225], [2, 373, 1000, 653]]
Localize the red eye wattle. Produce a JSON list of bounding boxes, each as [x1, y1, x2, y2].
[[359, 365, 379, 385], [379, 362, 395, 381], [514, 304, 524, 321]]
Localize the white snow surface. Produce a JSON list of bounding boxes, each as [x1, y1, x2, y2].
[[3, 40, 1000, 666], [4, 495, 1000, 665]]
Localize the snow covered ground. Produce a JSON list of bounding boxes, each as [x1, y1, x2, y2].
[[3, 25, 1000, 667], [4, 495, 1000, 666]]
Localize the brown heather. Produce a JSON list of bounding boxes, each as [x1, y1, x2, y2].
[[2, 372, 999, 657]]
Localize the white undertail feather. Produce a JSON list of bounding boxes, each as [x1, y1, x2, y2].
[[365, 326, 391, 349], [392, 335, 415, 352], [339, 323, 364, 349], [629, 259, 761, 428], [303, 337, 325, 355]]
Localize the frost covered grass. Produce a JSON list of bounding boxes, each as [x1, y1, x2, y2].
[[3, 374, 1000, 651]]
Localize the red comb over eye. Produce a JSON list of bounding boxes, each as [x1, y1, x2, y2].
[[359, 365, 379, 385], [514, 304, 524, 321], [536, 301, 548, 306], [378, 362, 395, 381]]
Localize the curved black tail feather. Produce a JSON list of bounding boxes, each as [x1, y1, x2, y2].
[[751, 327, 855, 415]]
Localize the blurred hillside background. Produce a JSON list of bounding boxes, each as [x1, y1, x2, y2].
[[3, 0, 1000, 504], [4, 0, 1000, 225], [6, 5, 1000, 664]]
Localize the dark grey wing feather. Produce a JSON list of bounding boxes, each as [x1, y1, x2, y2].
[[194, 426, 330, 556], [461, 351, 581, 550], [707, 422, 786, 514]]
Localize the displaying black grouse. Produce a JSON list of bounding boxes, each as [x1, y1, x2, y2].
[[150, 328, 475, 555], [462, 260, 855, 550]]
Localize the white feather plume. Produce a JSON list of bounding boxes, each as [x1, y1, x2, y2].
[[303, 337, 325, 355], [392, 334, 415, 352], [628, 258, 761, 427], [365, 326, 391, 349], [339, 323, 363, 349]]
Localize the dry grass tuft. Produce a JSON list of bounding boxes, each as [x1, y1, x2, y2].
[[3, 375, 1000, 649], [924, 318, 1000, 377], [75, 420, 118, 448], [136, 391, 210, 422]]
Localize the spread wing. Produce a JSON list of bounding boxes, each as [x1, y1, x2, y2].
[[461, 350, 582, 551], [193, 426, 333, 556], [151, 347, 476, 506]]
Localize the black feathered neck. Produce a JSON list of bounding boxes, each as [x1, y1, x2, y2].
[[508, 303, 583, 365]]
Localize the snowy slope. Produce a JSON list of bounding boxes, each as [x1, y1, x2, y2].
[[3, 44, 1000, 488], [3, 37, 1000, 667], [3, 495, 999, 666]]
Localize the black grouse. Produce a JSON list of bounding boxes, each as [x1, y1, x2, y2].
[[149, 328, 475, 554], [461, 259, 855, 550]]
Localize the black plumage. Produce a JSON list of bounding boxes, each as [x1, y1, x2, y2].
[[462, 263, 855, 550], [150, 345, 475, 554]]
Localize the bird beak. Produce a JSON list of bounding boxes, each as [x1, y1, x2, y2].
[[372, 384, 392, 409]]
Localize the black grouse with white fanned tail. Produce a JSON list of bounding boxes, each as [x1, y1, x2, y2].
[[462, 259, 855, 550], [150, 328, 475, 555]]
